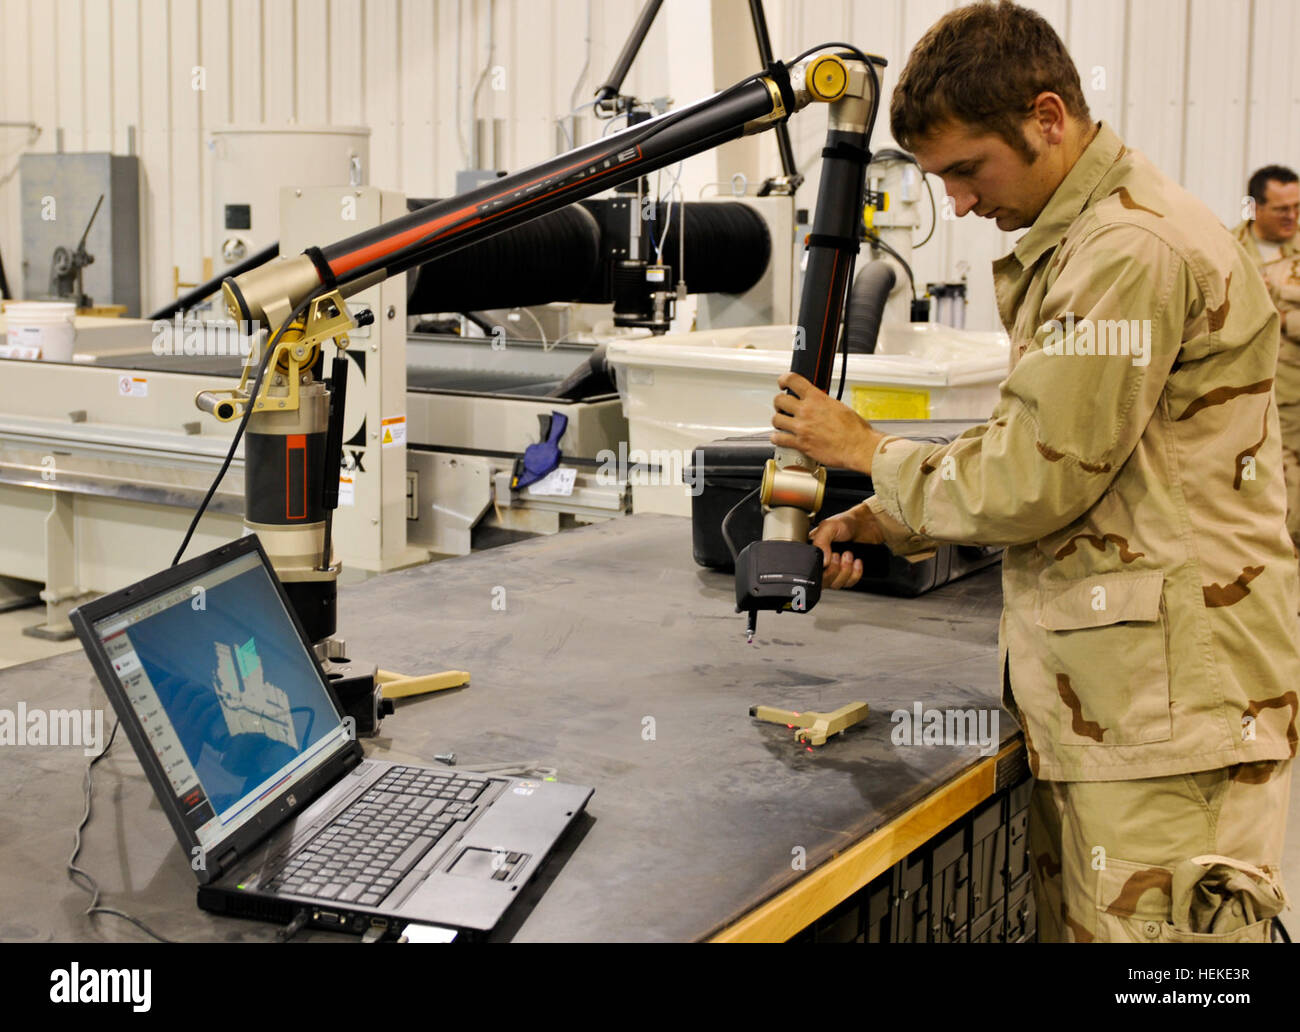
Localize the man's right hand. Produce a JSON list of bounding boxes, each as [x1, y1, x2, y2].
[[810, 503, 886, 590]]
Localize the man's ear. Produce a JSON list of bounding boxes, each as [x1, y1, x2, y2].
[[1028, 91, 1068, 147]]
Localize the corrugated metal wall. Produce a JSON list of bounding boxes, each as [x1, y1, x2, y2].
[[0, 0, 673, 314], [0, 0, 1293, 328], [775, 0, 1292, 331]]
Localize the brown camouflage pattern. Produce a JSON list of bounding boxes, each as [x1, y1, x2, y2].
[[1233, 219, 1300, 551], [1057, 674, 1107, 742], [868, 122, 1300, 780], [1029, 760, 1291, 941]]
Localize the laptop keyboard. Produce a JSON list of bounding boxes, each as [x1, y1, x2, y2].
[[264, 766, 492, 906]]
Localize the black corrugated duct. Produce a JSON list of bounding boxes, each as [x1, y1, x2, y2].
[[403, 197, 771, 315], [654, 200, 770, 297], [844, 260, 896, 354], [405, 200, 603, 314]]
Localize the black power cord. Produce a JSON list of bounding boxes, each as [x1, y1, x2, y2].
[[871, 147, 938, 250], [66, 718, 176, 942], [916, 171, 937, 248], [866, 232, 917, 299], [721, 487, 761, 563]]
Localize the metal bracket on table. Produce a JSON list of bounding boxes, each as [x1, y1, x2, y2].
[[750, 700, 869, 747]]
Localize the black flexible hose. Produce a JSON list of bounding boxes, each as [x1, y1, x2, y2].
[[549, 343, 614, 401], [845, 260, 896, 355]]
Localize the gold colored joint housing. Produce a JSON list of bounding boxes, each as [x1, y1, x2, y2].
[[760, 459, 827, 513], [806, 54, 848, 102], [275, 321, 319, 375], [222, 252, 320, 331], [743, 75, 789, 134]]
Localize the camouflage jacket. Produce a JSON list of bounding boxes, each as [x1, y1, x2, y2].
[[867, 121, 1300, 781], [1231, 220, 1300, 406]]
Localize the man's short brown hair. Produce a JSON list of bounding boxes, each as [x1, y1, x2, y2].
[[890, 1, 1092, 162]]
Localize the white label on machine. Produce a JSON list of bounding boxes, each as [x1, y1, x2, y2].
[[527, 466, 576, 497], [118, 375, 148, 397], [645, 267, 666, 283], [338, 473, 355, 506], [381, 414, 407, 448]]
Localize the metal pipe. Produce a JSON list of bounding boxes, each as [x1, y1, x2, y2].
[[594, 0, 663, 105], [224, 56, 820, 330], [319, 75, 792, 293], [148, 241, 280, 321], [748, 0, 799, 185], [790, 57, 883, 392]]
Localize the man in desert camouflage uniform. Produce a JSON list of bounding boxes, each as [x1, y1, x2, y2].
[[1233, 166, 1300, 556], [771, 1, 1297, 942]]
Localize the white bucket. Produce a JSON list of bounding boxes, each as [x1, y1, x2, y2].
[[3, 301, 77, 362]]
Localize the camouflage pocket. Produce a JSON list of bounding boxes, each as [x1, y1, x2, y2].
[[1094, 855, 1281, 942], [1034, 571, 1171, 747]]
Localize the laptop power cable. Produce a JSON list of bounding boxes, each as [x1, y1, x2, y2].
[[277, 909, 311, 942], [66, 717, 177, 943]]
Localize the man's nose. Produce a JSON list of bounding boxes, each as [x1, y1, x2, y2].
[[950, 191, 978, 217]]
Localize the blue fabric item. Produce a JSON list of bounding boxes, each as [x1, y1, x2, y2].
[[514, 411, 569, 489]]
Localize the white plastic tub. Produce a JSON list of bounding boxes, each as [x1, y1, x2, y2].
[[2, 301, 77, 362], [605, 322, 1010, 515]]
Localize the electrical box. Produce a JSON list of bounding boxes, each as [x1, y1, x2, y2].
[[19, 153, 142, 314], [209, 126, 370, 276]]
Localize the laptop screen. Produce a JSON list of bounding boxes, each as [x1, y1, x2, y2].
[[90, 550, 351, 854]]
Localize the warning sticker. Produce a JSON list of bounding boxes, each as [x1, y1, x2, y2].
[[527, 467, 576, 497], [381, 414, 407, 448], [118, 375, 148, 398], [338, 474, 355, 506], [0, 342, 41, 360], [851, 385, 928, 420]]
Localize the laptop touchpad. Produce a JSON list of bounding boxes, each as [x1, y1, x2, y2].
[[448, 847, 505, 879]]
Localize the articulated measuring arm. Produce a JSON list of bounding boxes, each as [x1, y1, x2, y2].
[[205, 45, 884, 645], [737, 53, 884, 644], [221, 51, 868, 330]]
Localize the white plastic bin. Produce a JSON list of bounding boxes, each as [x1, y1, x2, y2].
[[605, 322, 1010, 515]]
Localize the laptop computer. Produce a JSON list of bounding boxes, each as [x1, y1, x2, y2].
[[70, 534, 593, 939]]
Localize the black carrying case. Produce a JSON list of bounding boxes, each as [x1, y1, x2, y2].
[[687, 420, 1002, 597]]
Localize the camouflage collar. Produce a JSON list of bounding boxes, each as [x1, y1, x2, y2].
[[1231, 220, 1300, 262], [1010, 121, 1124, 270]]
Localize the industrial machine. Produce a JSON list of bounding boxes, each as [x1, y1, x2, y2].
[[198, 43, 887, 649], [47, 194, 104, 308], [19, 152, 142, 315]]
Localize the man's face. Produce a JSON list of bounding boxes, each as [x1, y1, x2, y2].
[[1255, 180, 1299, 243], [910, 120, 1061, 232]]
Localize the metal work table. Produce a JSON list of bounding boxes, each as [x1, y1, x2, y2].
[[0, 514, 1020, 942]]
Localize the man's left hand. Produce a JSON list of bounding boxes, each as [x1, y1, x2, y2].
[[770, 372, 884, 474]]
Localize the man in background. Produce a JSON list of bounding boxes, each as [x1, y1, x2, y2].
[[1234, 165, 1300, 555]]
